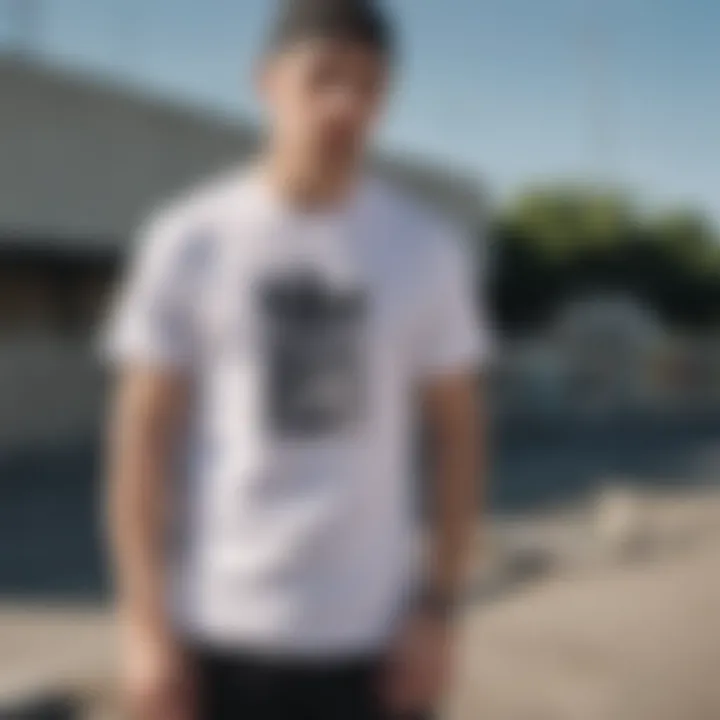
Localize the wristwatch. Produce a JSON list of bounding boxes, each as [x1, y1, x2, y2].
[[415, 585, 457, 622]]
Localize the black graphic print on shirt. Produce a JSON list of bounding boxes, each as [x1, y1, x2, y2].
[[260, 271, 367, 438]]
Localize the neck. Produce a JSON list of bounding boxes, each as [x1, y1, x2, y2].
[[262, 145, 359, 211]]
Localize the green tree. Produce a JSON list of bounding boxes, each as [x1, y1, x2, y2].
[[489, 185, 720, 333]]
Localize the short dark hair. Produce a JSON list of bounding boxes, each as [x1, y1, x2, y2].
[[266, 0, 394, 58]]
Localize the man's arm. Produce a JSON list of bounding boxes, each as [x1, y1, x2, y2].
[[422, 370, 481, 615], [385, 370, 482, 715], [106, 366, 192, 720], [386, 222, 487, 714]]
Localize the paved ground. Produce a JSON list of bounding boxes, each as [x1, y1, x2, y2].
[[449, 538, 720, 720]]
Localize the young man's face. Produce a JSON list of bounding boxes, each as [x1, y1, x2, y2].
[[260, 39, 389, 172]]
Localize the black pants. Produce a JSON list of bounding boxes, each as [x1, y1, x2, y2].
[[194, 647, 431, 720]]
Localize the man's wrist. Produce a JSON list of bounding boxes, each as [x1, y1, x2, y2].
[[413, 584, 458, 623]]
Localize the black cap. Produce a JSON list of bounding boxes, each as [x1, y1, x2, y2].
[[267, 0, 394, 57]]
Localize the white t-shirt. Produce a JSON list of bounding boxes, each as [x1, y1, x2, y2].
[[105, 168, 488, 655]]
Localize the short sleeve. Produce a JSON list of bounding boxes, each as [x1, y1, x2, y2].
[[414, 230, 492, 378], [101, 211, 197, 370]]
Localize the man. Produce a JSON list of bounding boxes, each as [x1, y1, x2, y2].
[[105, 0, 487, 718]]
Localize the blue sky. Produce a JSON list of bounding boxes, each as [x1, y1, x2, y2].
[[1, 0, 718, 223]]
